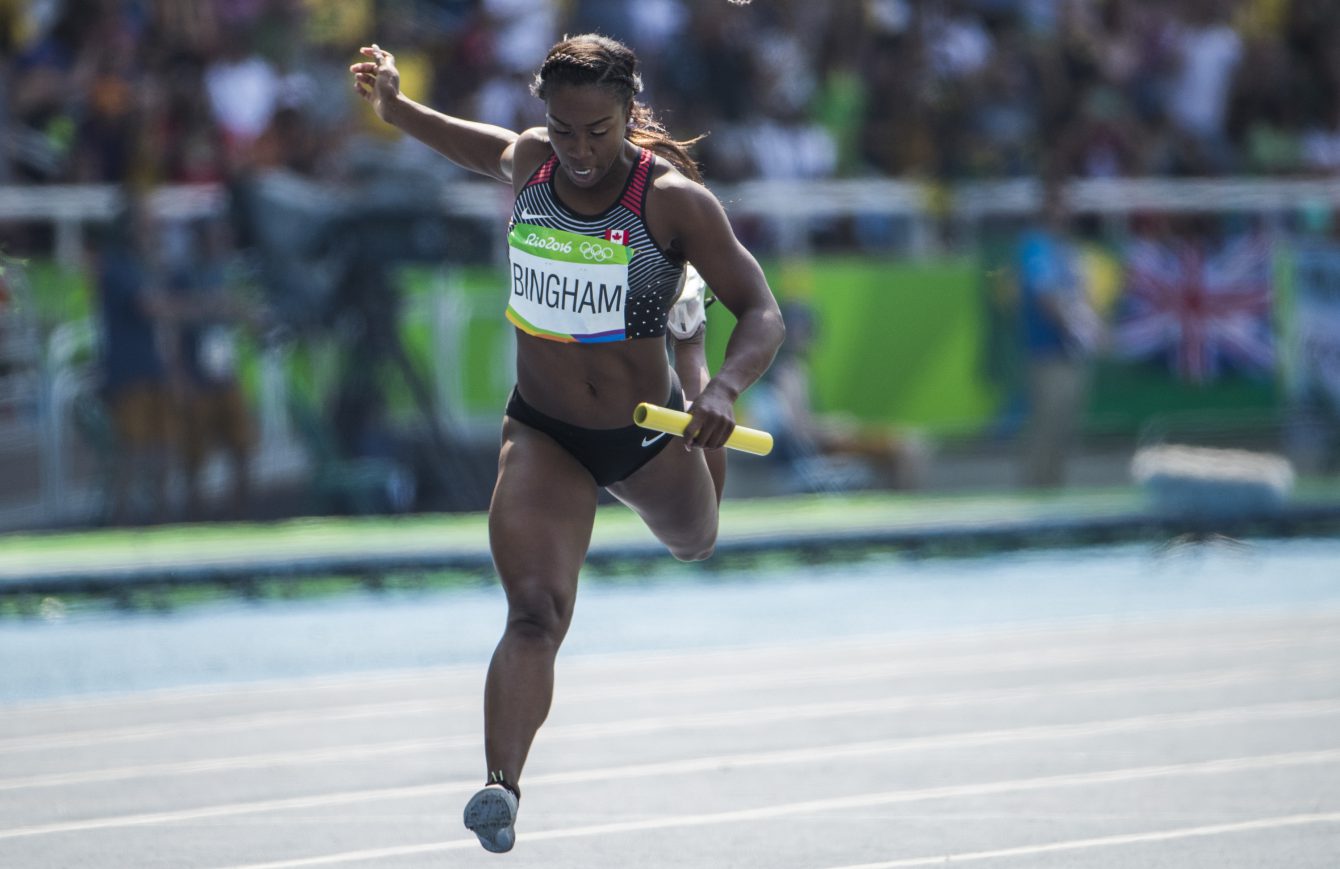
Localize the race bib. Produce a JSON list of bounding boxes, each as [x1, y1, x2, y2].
[[506, 223, 632, 343]]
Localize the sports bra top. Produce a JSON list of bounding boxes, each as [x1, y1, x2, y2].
[[505, 147, 685, 343]]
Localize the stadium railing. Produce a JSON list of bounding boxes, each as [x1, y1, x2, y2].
[[2, 176, 1337, 530]]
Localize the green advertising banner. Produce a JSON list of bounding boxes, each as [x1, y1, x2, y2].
[[21, 249, 1287, 442], [740, 257, 1002, 434], [396, 257, 1004, 435]]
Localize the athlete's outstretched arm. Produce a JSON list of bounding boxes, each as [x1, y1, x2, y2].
[[350, 44, 519, 184], [669, 183, 786, 451]]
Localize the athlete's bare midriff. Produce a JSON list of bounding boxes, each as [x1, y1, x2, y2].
[[514, 332, 672, 429], [506, 133, 686, 429]]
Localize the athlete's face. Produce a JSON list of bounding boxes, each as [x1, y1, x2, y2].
[[545, 84, 631, 190]]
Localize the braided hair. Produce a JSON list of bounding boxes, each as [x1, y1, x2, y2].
[[532, 34, 703, 183]]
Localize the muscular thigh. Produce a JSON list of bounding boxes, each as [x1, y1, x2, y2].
[[607, 441, 718, 549], [489, 417, 601, 616]]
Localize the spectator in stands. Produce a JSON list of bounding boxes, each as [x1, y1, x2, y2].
[[1059, 85, 1146, 178], [8, 5, 88, 182], [859, 27, 936, 178], [1301, 101, 1340, 175], [203, 23, 280, 169], [661, 3, 758, 180], [252, 104, 324, 174], [1297, 28, 1340, 176], [1015, 175, 1104, 489], [162, 216, 259, 520], [1229, 34, 1306, 176], [1165, 0, 1243, 173], [564, 0, 635, 43], [741, 8, 837, 182], [963, 33, 1037, 177], [73, 11, 143, 183], [0, 2, 15, 184], [156, 54, 229, 184], [473, 0, 557, 130], [91, 191, 175, 524], [8, 0, 1331, 190]]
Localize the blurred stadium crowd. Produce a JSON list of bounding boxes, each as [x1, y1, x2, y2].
[[3, 0, 1340, 188], [4, 0, 1339, 527]]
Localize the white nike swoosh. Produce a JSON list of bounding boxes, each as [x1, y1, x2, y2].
[[519, 209, 555, 222], [641, 432, 668, 448]]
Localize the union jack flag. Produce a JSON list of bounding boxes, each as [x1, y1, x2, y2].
[[1113, 234, 1275, 383]]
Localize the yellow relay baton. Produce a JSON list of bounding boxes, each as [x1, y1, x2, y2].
[[633, 403, 774, 456]]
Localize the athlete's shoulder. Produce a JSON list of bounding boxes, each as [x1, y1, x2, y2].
[[648, 156, 719, 225], [516, 126, 550, 149], [510, 128, 554, 183], [648, 155, 712, 205]]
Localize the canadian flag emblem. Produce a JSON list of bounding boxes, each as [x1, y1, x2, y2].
[[605, 228, 628, 245]]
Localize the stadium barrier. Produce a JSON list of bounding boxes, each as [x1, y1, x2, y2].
[[2, 176, 1337, 530], [9, 176, 1340, 266]]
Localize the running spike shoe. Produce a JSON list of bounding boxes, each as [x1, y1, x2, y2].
[[463, 783, 519, 853]]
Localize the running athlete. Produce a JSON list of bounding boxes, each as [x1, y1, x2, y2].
[[350, 34, 785, 853]]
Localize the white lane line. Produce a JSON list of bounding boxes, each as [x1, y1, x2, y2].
[[7, 607, 1329, 717], [8, 606, 1339, 718], [3, 699, 1338, 841], [4, 629, 1328, 753], [0, 737, 454, 792], [536, 699, 1340, 786], [824, 812, 1340, 868], [0, 697, 455, 755], [549, 607, 1340, 681], [217, 754, 1340, 869], [5, 662, 1336, 792], [0, 667, 480, 717]]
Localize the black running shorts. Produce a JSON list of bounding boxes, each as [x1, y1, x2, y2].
[[505, 371, 685, 487]]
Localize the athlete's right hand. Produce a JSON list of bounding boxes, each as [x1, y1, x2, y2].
[[350, 44, 400, 122]]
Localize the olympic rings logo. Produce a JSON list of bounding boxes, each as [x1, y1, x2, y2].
[[579, 242, 616, 262]]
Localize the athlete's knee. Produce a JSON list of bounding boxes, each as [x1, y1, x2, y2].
[[672, 544, 714, 563], [669, 527, 717, 563], [504, 585, 573, 645]]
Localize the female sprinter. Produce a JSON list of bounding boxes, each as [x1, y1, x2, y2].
[[350, 34, 784, 853]]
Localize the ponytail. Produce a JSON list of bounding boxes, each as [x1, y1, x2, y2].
[[627, 101, 704, 184]]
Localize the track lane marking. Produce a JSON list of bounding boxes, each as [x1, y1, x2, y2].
[[5, 630, 1332, 753], [7, 602, 1339, 718], [216, 753, 1340, 869], [824, 812, 1340, 868], [2, 699, 1338, 841], [4, 662, 1336, 792]]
